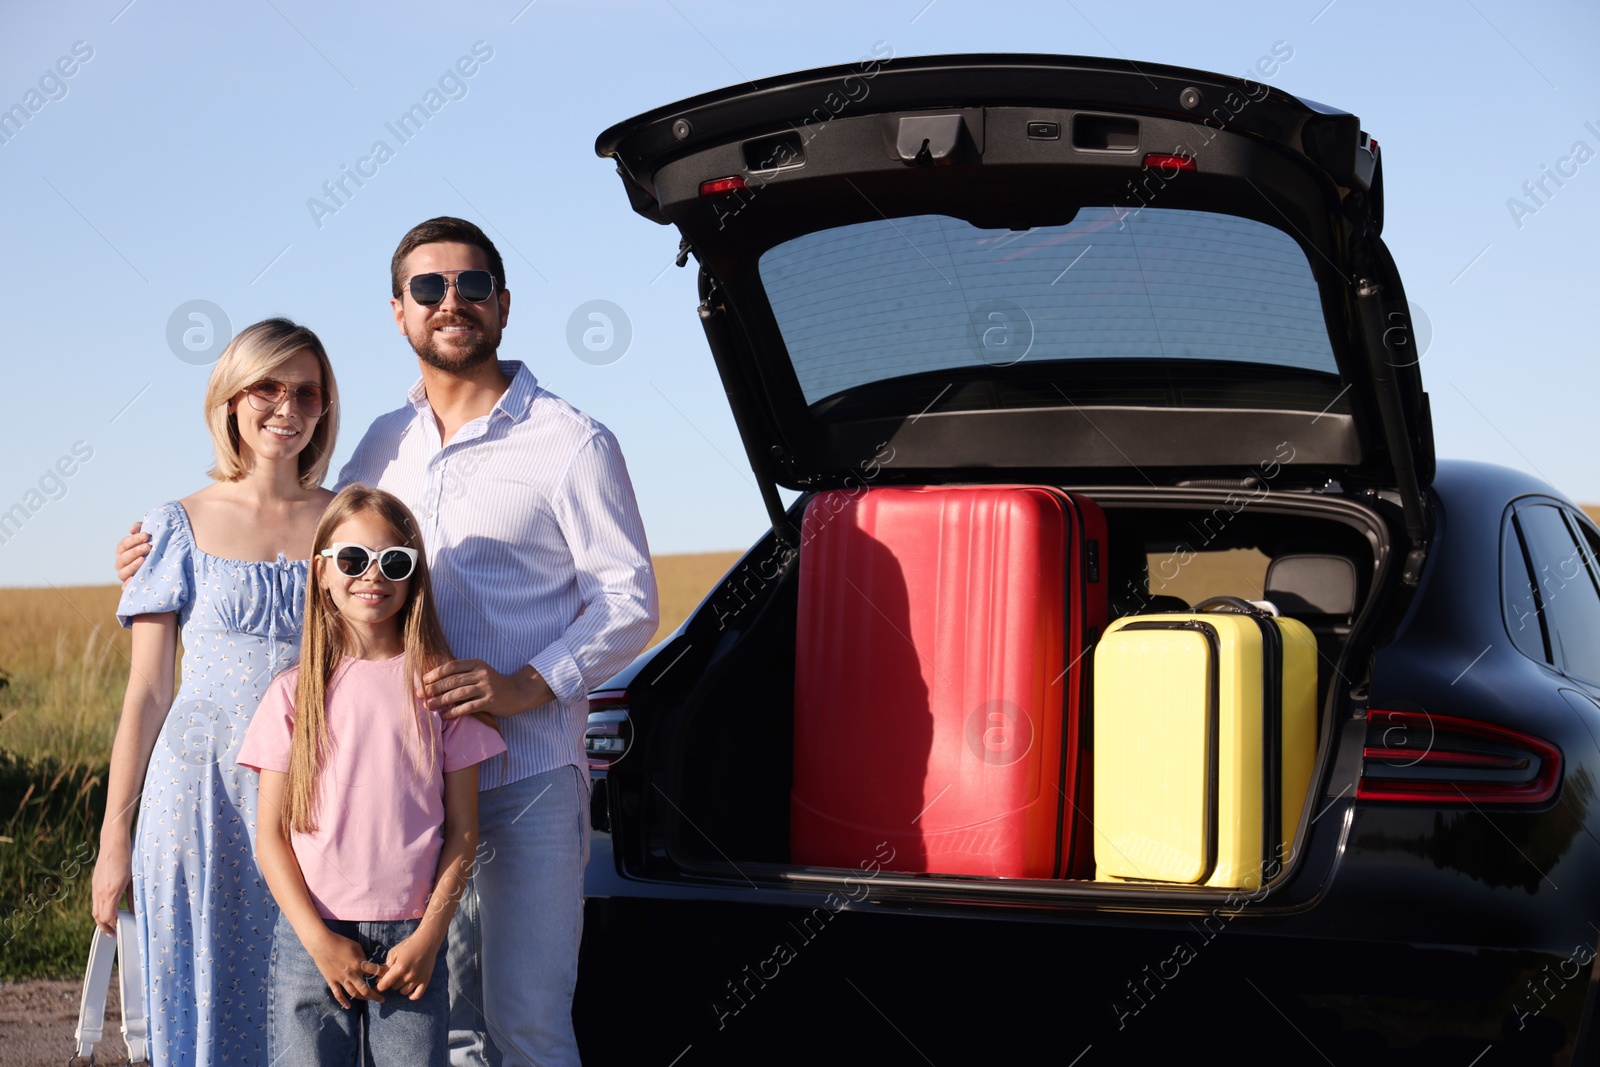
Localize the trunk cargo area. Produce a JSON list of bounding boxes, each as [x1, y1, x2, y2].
[[658, 487, 1390, 898]]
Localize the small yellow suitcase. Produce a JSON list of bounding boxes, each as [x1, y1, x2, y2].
[[1093, 598, 1317, 889]]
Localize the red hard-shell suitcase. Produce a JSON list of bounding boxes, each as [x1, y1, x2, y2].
[[790, 485, 1107, 878]]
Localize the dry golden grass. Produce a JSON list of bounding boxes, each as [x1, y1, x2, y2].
[[0, 586, 129, 679], [1145, 548, 1271, 607], [650, 550, 742, 643], [0, 586, 130, 767], [0, 554, 742, 766]]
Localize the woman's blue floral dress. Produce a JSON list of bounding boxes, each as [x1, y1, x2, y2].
[[116, 501, 305, 1066]]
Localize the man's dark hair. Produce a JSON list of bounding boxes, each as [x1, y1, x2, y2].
[[390, 216, 507, 298]]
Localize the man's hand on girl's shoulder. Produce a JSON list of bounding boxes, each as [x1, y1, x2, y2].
[[421, 659, 554, 719], [115, 521, 151, 583]]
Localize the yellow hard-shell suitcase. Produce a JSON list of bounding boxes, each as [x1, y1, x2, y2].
[[1093, 598, 1317, 889]]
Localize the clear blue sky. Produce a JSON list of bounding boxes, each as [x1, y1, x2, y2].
[[2, 0, 1595, 586]]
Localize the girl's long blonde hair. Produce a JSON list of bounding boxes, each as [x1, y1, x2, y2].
[[285, 485, 459, 834]]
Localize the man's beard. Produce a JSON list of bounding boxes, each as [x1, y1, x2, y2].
[[412, 321, 498, 372]]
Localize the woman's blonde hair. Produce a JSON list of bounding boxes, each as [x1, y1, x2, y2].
[[204, 318, 340, 488], [285, 485, 468, 834]]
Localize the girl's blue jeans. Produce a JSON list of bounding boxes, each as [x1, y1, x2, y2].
[[267, 911, 448, 1066]]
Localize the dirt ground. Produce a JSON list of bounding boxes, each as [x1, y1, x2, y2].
[[0, 979, 129, 1067]]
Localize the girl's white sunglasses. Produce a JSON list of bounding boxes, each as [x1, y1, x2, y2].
[[319, 542, 419, 580]]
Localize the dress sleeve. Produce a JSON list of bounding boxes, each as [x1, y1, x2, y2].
[[116, 503, 194, 628], [440, 711, 509, 773], [237, 671, 298, 774]]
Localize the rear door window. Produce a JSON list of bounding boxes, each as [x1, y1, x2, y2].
[[1513, 503, 1600, 681], [1502, 513, 1547, 662]]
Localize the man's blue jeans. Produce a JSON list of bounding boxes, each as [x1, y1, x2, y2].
[[448, 764, 590, 1067], [268, 913, 449, 1066]]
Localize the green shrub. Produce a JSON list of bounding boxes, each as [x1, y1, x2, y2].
[[0, 752, 105, 979]]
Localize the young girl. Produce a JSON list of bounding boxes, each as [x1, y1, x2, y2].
[[237, 485, 504, 1065]]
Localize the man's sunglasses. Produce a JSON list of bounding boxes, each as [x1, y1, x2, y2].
[[319, 542, 420, 581], [242, 379, 327, 418], [406, 270, 497, 307]]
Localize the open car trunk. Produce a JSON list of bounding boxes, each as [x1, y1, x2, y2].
[[593, 54, 1432, 913], [603, 483, 1401, 910]]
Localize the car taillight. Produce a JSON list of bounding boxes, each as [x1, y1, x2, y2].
[[1358, 710, 1561, 805], [586, 692, 632, 771], [699, 176, 747, 196]]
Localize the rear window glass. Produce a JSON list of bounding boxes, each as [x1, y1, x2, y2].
[[759, 208, 1339, 405]]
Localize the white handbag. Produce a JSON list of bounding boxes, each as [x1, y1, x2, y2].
[[72, 909, 149, 1065]]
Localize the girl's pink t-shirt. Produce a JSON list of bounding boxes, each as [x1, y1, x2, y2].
[[238, 655, 507, 921]]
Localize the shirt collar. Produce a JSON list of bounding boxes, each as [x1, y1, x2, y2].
[[406, 360, 539, 425]]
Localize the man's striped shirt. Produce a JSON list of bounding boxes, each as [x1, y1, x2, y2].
[[338, 360, 659, 786]]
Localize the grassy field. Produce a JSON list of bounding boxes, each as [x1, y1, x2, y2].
[[0, 586, 131, 769], [0, 550, 741, 979]]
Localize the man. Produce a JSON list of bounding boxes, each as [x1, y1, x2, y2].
[[119, 217, 658, 1066]]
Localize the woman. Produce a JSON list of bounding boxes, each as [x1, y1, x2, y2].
[[91, 318, 339, 1067]]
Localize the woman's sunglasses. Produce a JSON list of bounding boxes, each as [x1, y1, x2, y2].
[[242, 379, 327, 417], [319, 542, 419, 581], [406, 270, 497, 307]]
